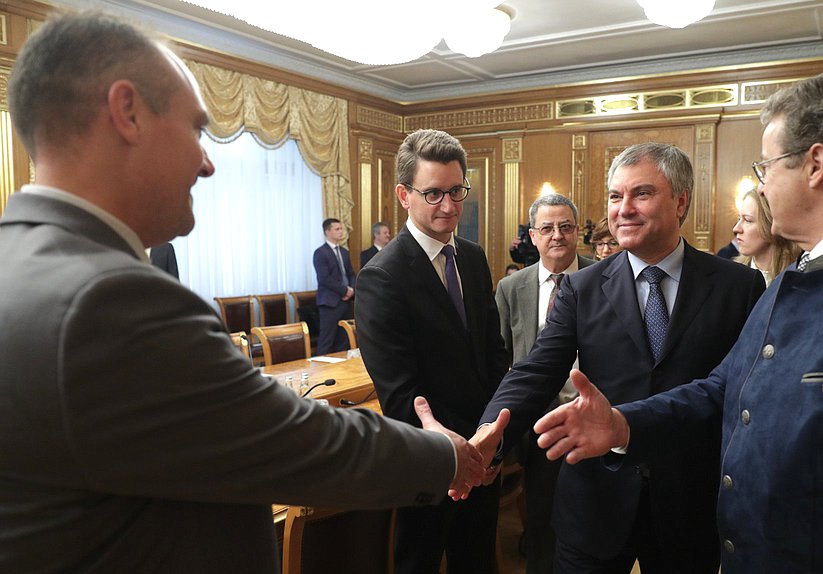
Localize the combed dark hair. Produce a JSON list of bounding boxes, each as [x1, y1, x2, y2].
[[8, 10, 176, 158], [607, 142, 693, 225], [761, 74, 823, 168], [322, 218, 340, 232], [396, 129, 467, 187], [528, 193, 579, 228]]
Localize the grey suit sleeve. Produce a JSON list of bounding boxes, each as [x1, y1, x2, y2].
[[58, 268, 453, 508], [495, 282, 514, 366]]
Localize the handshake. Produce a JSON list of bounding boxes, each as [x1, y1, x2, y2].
[[414, 369, 630, 501]]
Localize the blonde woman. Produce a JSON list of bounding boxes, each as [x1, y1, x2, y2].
[[733, 188, 800, 286]]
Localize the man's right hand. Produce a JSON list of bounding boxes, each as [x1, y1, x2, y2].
[[414, 397, 485, 501], [533, 369, 629, 464]]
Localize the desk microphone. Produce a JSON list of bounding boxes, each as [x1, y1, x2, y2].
[[300, 378, 336, 398], [339, 388, 377, 406]]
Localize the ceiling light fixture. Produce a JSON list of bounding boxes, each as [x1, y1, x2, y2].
[[181, 0, 512, 65], [637, 0, 716, 29]]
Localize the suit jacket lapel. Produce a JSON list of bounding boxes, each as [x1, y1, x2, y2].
[[515, 265, 540, 342], [663, 242, 715, 359], [602, 252, 650, 360]]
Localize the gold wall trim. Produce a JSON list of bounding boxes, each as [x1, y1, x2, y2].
[[0, 65, 9, 111], [0, 14, 7, 46], [358, 138, 373, 163], [502, 137, 522, 163], [557, 84, 738, 119], [571, 134, 588, 221], [1, 110, 15, 216], [405, 103, 552, 132], [358, 138, 373, 246], [356, 105, 403, 133], [504, 162, 519, 262], [741, 78, 802, 104], [692, 123, 716, 251]]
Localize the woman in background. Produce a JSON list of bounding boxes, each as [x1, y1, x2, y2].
[[590, 217, 623, 261], [733, 188, 800, 286]]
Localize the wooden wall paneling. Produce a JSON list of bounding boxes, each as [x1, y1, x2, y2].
[[588, 125, 698, 247], [461, 137, 499, 275], [714, 115, 763, 253]]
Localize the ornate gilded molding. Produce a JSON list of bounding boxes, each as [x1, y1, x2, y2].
[[356, 105, 403, 133], [358, 138, 373, 163], [405, 103, 552, 131], [0, 14, 7, 46], [0, 66, 8, 111], [502, 137, 521, 163], [741, 79, 801, 104], [557, 84, 738, 119], [692, 123, 716, 251], [571, 133, 588, 225], [1, 111, 15, 216]]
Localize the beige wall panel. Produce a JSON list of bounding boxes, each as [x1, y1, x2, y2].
[[521, 133, 573, 222], [715, 116, 763, 253]]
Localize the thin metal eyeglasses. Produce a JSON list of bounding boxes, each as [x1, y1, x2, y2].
[[403, 178, 471, 205], [533, 223, 577, 236], [751, 148, 807, 184], [593, 240, 619, 248]]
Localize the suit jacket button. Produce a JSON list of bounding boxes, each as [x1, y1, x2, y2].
[[723, 539, 735, 554], [722, 475, 733, 489], [761, 344, 775, 359], [741, 409, 751, 424]]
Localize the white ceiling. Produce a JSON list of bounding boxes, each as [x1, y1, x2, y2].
[[56, 0, 823, 103]]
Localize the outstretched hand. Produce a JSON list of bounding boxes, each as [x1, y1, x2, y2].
[[533, 369, 629, 464], [414, 396, 484, 501]]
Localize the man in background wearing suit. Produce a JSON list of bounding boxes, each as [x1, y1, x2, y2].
[[313, 217, 356, 354], [474, 143, 765, 573], [149, 241, 179, 279], [533, 72, 823, 574], [0, 13, 498, 573], [357, 129, 509, 574], [495, 193, 594, 573], [360, 221, 391, 268]]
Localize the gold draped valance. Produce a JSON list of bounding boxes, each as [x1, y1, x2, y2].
[[186, 61, 353, 234]]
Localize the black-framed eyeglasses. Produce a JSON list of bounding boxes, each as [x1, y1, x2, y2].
[[593, 240, 619, 249], [751, 148, 807, 184], [403, 178, 471, 205], [533, 223, 577, 237]]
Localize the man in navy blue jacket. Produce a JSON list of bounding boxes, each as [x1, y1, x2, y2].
[[313, 218, 356, 354]]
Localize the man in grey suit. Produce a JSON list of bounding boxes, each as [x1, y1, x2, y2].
[[0, 12, 499, 573], [495, 193, 594, 573]]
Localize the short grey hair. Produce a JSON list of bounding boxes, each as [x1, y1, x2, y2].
[[760, 74, 823, 168], [607, 142, 693, 225], [371, 221, 389, 240], [529, 194, 579, 228]]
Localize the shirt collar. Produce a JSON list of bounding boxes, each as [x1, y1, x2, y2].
[[406, 218, 456, 262], [538, 255, 579, 283], [325, 239, 340, 250], [626, 237, 685, 282], [805, 238, 823, 262], [21, 184, 148, 262]]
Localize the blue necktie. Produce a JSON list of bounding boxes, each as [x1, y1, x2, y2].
[[441, 245, 467, 328], [641, 266, 668, 362]]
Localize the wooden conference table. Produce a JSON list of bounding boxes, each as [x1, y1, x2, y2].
[[265, 351, 382, 524]]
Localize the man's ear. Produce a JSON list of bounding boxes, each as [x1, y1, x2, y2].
[[807, 142, 823, 190], [107, 79, 142, 145], [396, 184, 411, 209]]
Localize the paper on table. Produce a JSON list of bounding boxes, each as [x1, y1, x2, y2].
[[308, 356, 346, 364]]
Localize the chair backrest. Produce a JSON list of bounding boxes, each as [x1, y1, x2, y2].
[[337, 319, 357, 349], [289, 291, 319, 353], [251, 323, 311, 366], [229, 331, 251, 361], [282, 506, 394, 574], [214, 295, 254, 334], [254, 293, 289, 326]]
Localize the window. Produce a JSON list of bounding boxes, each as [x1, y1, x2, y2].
[[172, 133, 323, 303]]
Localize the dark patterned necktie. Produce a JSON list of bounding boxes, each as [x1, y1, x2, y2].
[[797, 252, 810, 272], [641, 266, 668, 362], [441, 245, 467, 327], [335, 246, 348, 287], [544, 273, 565, 327]]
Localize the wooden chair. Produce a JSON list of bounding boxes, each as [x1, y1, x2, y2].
[[215, 295, 263, 362], [251, 323, 311, 366], [229, 331, 251, 361], [282, 506, 395, 574], [254, 293, 289, 326], [337, 319, 357, 349], [289, 291, 319, 355]]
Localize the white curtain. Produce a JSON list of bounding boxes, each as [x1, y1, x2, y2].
[[172, 133, 323, 305]]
